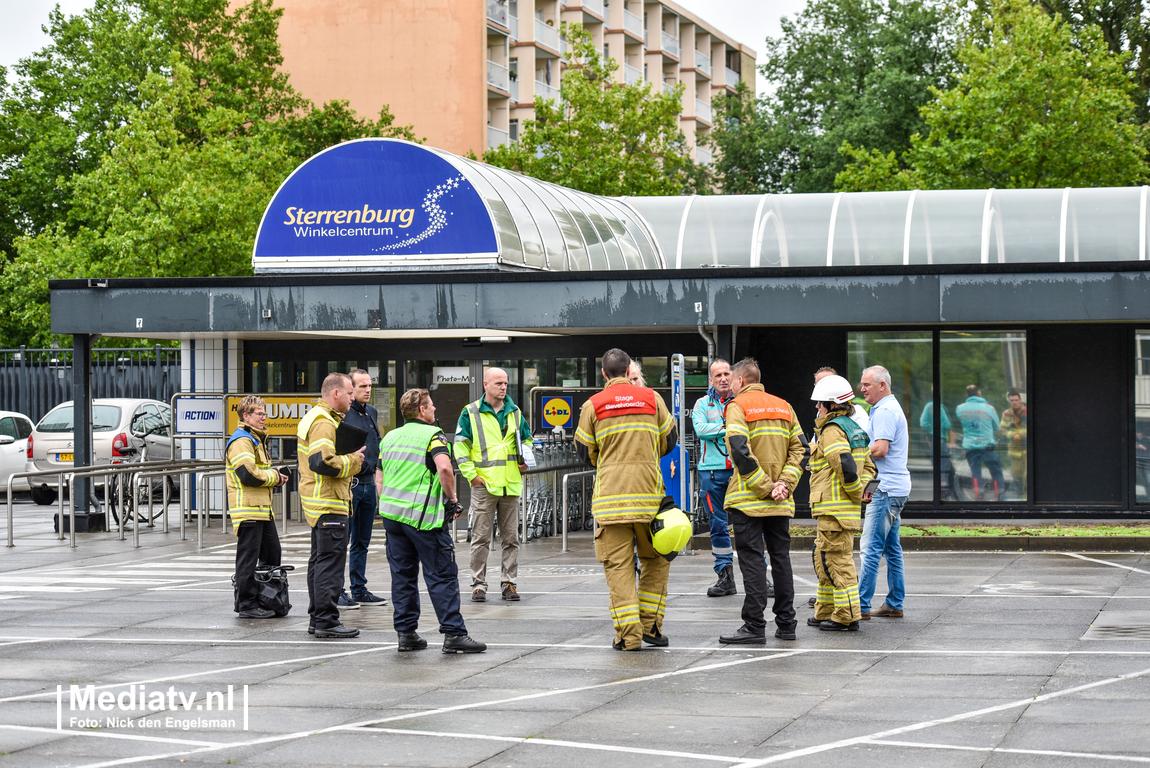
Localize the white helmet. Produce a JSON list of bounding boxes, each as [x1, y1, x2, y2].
[[811, 374, 855, 404]]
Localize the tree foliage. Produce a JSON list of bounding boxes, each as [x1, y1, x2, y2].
[[837, 0, 1147, 191], [702, 82, 773, 194], [715, 0, 957, 194], [0, 0, 418, 345], [482, 24, 696, 196]]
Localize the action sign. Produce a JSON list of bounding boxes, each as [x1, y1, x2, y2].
[[173, 396, 225, 436], [541, 396, 574, 430], [225, 394, 321, 437]]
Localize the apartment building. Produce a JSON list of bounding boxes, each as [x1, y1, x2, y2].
[[273, 0, 756, 164]]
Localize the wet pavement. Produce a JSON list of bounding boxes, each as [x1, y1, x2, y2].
[[0, 500, 1148, 767]]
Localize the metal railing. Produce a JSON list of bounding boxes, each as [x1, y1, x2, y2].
[[487, 59, 509, 91], [535, 18, 560, 51], [623, 8, 644, 38], [696, 50, 711, 76], [6, 459, 216, 548], [662, 30, 679, 58], [561, 470, 596, 551], [624, 63, 643, 85]]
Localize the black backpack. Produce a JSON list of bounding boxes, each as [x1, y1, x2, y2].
[[232, 565, 294, 617]]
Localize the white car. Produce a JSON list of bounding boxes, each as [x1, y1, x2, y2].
[[26, 398, 177, 505], [0, 410, 35, 495]]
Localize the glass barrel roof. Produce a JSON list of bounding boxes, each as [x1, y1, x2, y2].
[[622, 187, 1150, 268]]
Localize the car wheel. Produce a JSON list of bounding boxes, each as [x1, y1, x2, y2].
[[30, 485, 58, 506]]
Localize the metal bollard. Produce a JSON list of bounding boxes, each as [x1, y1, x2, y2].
[[67, 475, 76, 549], [196, 474, 205, 549], [161, 475, 169, 534], [117, 471, 126, 541], [179, 470, 187, 542], [133, 474, 141, 549], [56, 473, 66, 541]]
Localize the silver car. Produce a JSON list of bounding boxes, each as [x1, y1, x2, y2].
[[27, 398, 176, 505], [0, 410, 35, 495]]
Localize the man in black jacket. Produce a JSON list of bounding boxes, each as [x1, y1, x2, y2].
[[340, 369, 387, 608]]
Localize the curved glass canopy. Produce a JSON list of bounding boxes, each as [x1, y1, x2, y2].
[[624, 187, 1150, 268]]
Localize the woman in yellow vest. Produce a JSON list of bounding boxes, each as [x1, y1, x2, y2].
[[807, 375, 876, 632], [226, 396, 288, 619]]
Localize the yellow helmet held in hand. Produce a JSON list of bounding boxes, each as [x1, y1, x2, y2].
[[649, 496, 692, 561]]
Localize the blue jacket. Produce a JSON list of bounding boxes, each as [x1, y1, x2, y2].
[[955, 396, 999, 450], [344, 399, 382, 479], [691, 386, 732, 471]]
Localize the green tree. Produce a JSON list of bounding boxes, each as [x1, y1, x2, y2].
[[722, 0, 957, 194], [837, 0, 1147, 191], [482, 24, 696, 196], [3, 65, 295, 347], [702, 81, 774, 194]]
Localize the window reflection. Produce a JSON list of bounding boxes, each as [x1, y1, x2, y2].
[[1136, 331, 1150, 502], [847, 332, 932, 502], [941, 331, 1026, 501]]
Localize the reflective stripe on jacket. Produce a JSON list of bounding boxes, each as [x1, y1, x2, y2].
[[809, 413, 876, 528], [723, 384, 806, 517], [296, 401, 360, 526], [378, 421, 446, 531], [453, 398, 524, 496], [225, 427, 279, 532]]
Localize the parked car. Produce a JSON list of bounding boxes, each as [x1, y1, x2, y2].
[[0, 410, 35, 495], [27, 398, 178, 505]]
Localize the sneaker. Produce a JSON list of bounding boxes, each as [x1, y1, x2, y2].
[[352, 590, 387, 606], [442, 634, 487, 654], [472, 588, 486, 602], [337, 591, 360, 610], [501, 584, 520, 601], [237, 607, 275, 619], [314, 624, 360, 639]]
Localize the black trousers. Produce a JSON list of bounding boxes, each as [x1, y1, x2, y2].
[[730, 510, 795, 632], [382, 517, 467, 636], [307, 514, 349, 630], [234, 519, 281, 612]]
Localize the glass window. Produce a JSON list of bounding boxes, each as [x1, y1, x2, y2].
[[251, 361, 283, 392], [0, 418, 16, 439], [407, 360, 471, 435], [15, 418, 32, 439], [847, 332, 933, 502], [556, 358, 589, 387], [941, 331, 1027, 502], [1136, 331, 1150, 503]]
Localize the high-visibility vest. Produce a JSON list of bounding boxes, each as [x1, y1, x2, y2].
[[225, 427, 277, 531], [453, 399, 524, 496], [378, 422, 446, 531], [296, 405, 353, 524], [809, 416, 873, 524]]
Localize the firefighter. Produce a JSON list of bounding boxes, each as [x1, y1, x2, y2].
[[575, 348, 677, 651], [226, 395, 288, 619], [719, 357, 807, 644], [807, 375, 876, 632]]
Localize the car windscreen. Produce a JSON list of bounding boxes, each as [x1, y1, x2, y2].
[[37, 405, 122, 433]]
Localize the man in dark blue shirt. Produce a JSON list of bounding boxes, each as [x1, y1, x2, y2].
[[340, 369, 387, 608]]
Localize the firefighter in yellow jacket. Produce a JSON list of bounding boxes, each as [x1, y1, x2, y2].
[[575, 348, 677, 651], [807, 375, 876, 632], [719, 357, 807, 644], [298, 373, 365, 639], [226, 396, 288, 619]]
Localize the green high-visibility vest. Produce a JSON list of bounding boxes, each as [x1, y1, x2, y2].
[[378, 421, 446, 531], [453, 399, 524, 496]]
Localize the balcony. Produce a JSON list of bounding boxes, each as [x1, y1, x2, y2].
[[725, 66, 740, 87], [488, 125, 510, 150], [560, 35, 568, 61], [695, 145, 713, 166], [535, 18, 560, 52], [509, 14, 518, 39], [624, 63, 643, 85], [535, 79, 560, 102], [661, 30, 679, 58], [662, 81, 676, 95], [696, 50, 711, 76], [623, 8, 644, 39], [487, 59, 510, 92], [695, 98, 712, 123], [571, 0, 604, 17], [487, 0, 508, 28], [509, 77, 519, 102]]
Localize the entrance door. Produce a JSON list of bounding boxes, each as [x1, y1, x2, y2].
[[404, 360, 478, 436]]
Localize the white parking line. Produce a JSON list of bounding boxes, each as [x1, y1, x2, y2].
[[868, 739, 1150, 764], [1061, 552, 1150, 576], [732, 664, 1150, 767], [0, 724, 218, 748]]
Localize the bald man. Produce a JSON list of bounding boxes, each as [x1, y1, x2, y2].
[[454, 368, 532, 602]]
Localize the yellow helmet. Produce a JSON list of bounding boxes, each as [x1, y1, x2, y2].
[[649, 498, 692, 561]]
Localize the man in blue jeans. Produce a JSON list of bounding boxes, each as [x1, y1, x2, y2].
[[340, 369, 387, 609], [858, 365, 910, 619]]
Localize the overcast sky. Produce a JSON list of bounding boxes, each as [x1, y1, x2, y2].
[[4, 0, 804, 97]]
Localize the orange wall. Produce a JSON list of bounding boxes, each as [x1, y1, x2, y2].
[[274, 0, 486, 156]]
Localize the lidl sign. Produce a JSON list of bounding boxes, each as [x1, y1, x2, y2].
[[252, 139, 499, 270], [541, 396, 574, 429]]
